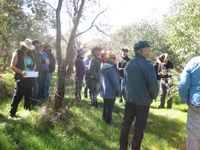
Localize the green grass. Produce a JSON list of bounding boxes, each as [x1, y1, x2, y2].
[[0, 72, 188, 150]]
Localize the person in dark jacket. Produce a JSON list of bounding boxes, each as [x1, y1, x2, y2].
[[75, 49, 86, 101], [100, 51, 121, 124], [83, 50, 92, 99], [31, 40, 42, 106], [157, 53, 174, 108], [117, 48, 130, 103], [9, 38, 36, 119], [119, 40, 159, 150], [89, 46, 102, 107], [44, 44, 56, 98]]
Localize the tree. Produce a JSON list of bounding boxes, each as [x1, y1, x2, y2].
[[0, 0, 53, 71], [165, 0, 200, 70], [50, 0, 106, 112], [109, 21, 171, 62]]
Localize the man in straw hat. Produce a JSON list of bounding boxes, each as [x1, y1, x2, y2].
[[8, 38, 36, 119]]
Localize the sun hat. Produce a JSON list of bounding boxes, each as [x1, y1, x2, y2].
[[77, 49, 88, 57], [134, 40, 151, 51], [20, 38, 35, 50]]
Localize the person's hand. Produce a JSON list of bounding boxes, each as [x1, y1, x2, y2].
[[22, 70, 26, 76], [45, 59, 50, 64]]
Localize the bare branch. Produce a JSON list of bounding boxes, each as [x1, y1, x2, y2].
[[61, 35, 68, 44], [76, 8, 107, 37], [41, 1, 56, 11], [94, 25, 110, 37]]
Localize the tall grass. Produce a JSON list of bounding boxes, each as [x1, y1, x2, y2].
[[0, 72, 187, 150]]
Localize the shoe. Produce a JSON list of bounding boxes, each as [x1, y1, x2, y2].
[[158, 105, 164, 109], [8, 115, 20, 120], [8, 115, 13, 120]]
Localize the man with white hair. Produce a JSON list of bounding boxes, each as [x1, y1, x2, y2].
[[119, 40, 158, 150]]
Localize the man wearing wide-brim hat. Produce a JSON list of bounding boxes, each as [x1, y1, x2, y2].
[[8, 38, 36, 119], [75, 49, 87, 101]]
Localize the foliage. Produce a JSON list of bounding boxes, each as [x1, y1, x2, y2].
[[165, 0, 200, 71], [0, 0, 55, 71], [109, 21, 174, 63]]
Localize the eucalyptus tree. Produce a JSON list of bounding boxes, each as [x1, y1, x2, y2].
[[165, 0, 200, 70], [0, 0, 53, 71], [110, 21, 170, 62], [42, 0, 107, 111]]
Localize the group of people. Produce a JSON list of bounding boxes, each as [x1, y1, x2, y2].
[[8, 38, 200, 150], [8, 38, 55, 119]]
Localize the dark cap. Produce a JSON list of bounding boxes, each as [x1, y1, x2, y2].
[[77, 49, 84, 56], [92, 46, 102, 52], [134, 40, 151, 51], [122, 48, 128, 52]]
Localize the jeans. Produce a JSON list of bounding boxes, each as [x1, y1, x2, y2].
[[46, 72, 53, 98], [38, 70, 48, 98], [102, 98, 116, 124], [9, 78, 33, 116], [120, 103, 150, 150]]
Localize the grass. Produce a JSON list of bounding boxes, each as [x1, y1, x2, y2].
[[0, 72, 188, 150]]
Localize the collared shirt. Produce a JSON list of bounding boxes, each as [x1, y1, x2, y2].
[[179, 56, 200, 107]]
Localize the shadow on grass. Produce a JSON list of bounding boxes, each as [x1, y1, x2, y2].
[[0, 96, 187, 150], [146, 112, 186, 150]]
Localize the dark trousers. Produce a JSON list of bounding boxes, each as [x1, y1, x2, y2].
[[75, 76, 83, 101], [120, 103, 150, 150], [9, 78, 33, 116], [31, 77, 39, 105], [159, 80, 172, 108], [84, 71, 91, 98], [118, 77, 124, 102], [102, 98, 115, 124]]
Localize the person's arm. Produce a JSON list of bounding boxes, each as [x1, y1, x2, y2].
[[10, 52, 26, 76], [179, 66, 191, 103]]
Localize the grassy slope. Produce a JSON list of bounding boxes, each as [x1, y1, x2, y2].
[[0, 73, 187, 150]]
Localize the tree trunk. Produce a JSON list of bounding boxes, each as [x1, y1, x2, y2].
[[54, 0, 64, 112], [54, 0, 85, 112]]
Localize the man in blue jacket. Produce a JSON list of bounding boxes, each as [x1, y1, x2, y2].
[[179, 56, 200, 150], [119, 40, 159, 150]]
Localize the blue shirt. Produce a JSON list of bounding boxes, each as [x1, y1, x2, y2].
[[179, 56, 200, 106], [41, 51, 49, 71]]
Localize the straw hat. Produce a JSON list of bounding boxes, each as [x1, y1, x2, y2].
[[20, 38, 35, 50]]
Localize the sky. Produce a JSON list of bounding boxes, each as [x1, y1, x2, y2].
[[100, 0, 175, 30], [49, 0, 176, 42]]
